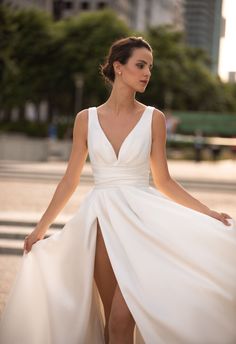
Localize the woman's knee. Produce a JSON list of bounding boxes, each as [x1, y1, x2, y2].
[[108, 304, 135, 336]]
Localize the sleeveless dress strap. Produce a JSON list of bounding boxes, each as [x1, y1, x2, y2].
[[88, 107, 96, 129], [87, 107, 97, 153], [145, 106, 155, 144], [146, 106, 155, 120]]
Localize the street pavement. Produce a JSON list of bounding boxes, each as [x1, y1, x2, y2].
[[0, 159, 236, 314]]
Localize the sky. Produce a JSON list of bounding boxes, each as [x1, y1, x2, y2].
[[218, 0, 236, 80]]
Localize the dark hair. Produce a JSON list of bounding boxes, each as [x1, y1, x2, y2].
[[100, 36, 152, 84]]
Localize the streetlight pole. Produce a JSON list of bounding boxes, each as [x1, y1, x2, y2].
[[74, 73, 84, 114]]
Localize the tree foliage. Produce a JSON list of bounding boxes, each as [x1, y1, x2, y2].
[[0, 4, 236, 125], [140, 26, 236, 112]]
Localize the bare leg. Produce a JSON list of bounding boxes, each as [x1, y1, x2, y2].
[[108, 284, 135, 344], [94, 220, 135, 343], [94, 220, 117, 343]]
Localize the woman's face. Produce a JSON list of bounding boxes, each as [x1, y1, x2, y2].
[[115, 47, 153, 93]]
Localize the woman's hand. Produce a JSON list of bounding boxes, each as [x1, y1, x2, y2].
[[23, 229, 45, 254], [207, 209, 232, 226]]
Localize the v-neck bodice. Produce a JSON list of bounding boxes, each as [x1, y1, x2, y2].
[[95, 106, 149, 161], [88, 106, 154, 188]]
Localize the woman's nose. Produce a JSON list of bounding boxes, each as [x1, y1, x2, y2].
[[144, 68, 151, 77]]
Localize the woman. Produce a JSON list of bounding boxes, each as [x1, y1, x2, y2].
[[1, 36, 236, 344]]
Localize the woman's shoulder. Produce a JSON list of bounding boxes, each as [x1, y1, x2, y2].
[[72, 109, 90, 137], [137, 101, 164, 117], [149, 106, 166, 137], [74, 108, 89, 124], [152, 107, 165, 120], [142, 103, 165, 122]]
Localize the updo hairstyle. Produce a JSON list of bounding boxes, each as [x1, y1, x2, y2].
[[100, 36, 152, 84]]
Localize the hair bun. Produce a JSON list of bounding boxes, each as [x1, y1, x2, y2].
[[100, 61, 115, 84]]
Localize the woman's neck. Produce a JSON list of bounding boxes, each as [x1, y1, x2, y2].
[[105, 82, 137, 115]]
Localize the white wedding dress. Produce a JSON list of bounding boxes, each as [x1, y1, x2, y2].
[[1, 106, 236, 344]]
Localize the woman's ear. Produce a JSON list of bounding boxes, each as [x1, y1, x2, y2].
[[113, 61, 122, 76]]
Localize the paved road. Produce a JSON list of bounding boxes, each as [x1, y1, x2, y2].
[[1, 159, 236, 190], [1, 159, 236, 315]]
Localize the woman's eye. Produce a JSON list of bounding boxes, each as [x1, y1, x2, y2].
[[137, 64, 144, 69]]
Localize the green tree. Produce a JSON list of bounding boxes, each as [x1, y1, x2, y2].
[[0, 6, 235, 134], [0, 5, 19, 117], [57, 10, 131, 113], [140, 26, 236, 112]]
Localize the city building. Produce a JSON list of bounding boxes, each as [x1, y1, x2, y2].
[[1, 0, 184, 30], [135, 0, 184, 32], [52, 0, 137, 23], [0, 0, 52, 12], [184, 0, 224, 74], [228, 71, 236, 83]]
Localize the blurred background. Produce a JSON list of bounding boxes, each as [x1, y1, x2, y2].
[[0, 0, 236, 313], [0, 0, 236, 160]]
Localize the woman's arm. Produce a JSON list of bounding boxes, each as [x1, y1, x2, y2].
[[24, 109, 89, 253], [150, 109, 231, 226]]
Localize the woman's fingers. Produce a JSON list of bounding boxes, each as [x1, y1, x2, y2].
[[221, 212, 232, 219], [23, 236, 32, 253], [23, 234, 42, 254], [218, 212, 231, 226], [209, 210, 232, 226]]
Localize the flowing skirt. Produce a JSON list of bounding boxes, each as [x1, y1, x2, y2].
[[1, 185, 236, 344]]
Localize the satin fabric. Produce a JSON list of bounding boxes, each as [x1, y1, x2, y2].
[[0, 106, 236, 344]]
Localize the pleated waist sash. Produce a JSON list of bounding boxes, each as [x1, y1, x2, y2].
[[92, 163, 150, 188]]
